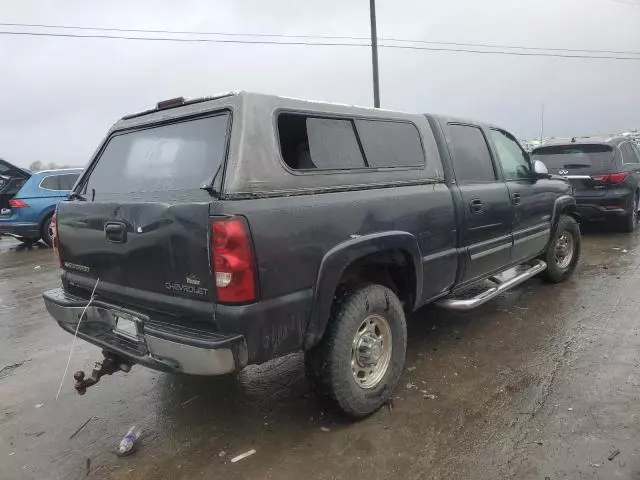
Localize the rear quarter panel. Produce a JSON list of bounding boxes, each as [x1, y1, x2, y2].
[[213, 183, 457, 359], [17, 176, 67, 224]]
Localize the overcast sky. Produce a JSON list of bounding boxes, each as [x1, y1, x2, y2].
[[1, 0, 639, 168]]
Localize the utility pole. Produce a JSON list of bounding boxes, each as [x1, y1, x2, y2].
[[369, 0, 380, 108], [540, 104, 545, 143]]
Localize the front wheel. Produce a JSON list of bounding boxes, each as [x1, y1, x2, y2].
[[540, 214, 581, 283], [304, 284, 407, 418]]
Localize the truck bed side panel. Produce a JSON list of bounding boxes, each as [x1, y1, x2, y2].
[[213, 183, 457, 361]]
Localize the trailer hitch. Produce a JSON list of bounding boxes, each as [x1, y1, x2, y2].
[[73, 351, 133, 395]]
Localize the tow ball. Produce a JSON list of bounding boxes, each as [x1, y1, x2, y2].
[[74, 351, 133, 395]]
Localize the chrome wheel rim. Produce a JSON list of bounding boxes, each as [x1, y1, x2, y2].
[[554, 232, 574, 269], [351, 314, 392, 389]]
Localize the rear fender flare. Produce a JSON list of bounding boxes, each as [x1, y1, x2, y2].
[[39, 206, 55, 227], [38, 206, 57, 237], [304, 231, 422, 349]]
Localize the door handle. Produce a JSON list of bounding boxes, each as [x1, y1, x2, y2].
[[512, 193, 521, 206], [469, 199, 484, 214], [104, 222, 127, 243]]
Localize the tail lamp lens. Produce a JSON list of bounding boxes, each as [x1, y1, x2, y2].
[[8, 198, 28, 208], [51, 212, 61, 268], [210, 217, 256, 303], [592, 172, 628, 184]]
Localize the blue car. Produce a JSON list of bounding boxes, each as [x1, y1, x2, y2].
[[0, 161, 83, 246]]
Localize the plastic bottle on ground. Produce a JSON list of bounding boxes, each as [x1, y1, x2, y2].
[[118, 426, 141, 456]]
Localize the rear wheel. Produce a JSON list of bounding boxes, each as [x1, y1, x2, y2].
[[41, 215, 53, 247], [540, 214, 581, 283], [305, 284, 407, 418], [620, 193, 639, 233], [16, 236, 37, 244]]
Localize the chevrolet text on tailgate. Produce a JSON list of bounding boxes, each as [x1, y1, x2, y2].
[[43, 92, 581, 417]]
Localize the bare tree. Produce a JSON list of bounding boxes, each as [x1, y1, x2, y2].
[[28, 161, 72, 171], [29, 160, 43, 172]]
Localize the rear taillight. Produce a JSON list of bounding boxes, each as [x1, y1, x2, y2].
[[51, 212, 61, 268], [8, 198, 28, 208], [592, 172, 628, 184], [210, 217, 256, 303]]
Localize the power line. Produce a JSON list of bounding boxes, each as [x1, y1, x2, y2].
[[381, 37, 640, 56], [1, 21, 640, 56], [605, 0, 640, 6], [2, 29, 640, 61], [384, 43, 640, 60], [0, 21, 364, 40], [0, 30, 368, 47]]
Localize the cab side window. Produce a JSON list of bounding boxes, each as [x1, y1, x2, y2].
[[447, 124, 497, 184], [489, 129, 531, 180]]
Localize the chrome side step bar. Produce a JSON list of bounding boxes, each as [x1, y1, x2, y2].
[[436, 260, 547, 311]]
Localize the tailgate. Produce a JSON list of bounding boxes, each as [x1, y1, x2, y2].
[[57, 112, 232, 309], [57, 200, 215, 302], [533, 144, 615, 197], [565, 177, 608, 198]]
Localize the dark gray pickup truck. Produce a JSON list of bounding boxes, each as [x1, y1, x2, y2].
[[43, 92, 580, 417]]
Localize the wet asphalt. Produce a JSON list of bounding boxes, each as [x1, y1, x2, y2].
[[1, 229, 640, 480]]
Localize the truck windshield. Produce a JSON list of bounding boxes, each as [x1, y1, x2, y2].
[[532, 144, 614, 172], [82, 113, 230, 196]]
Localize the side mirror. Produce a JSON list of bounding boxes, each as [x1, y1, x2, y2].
[[533, 160, 551, 179]]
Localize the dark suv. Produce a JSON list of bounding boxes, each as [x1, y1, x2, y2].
[[532, 137, 640, 231], [43, 92, 580, 417]]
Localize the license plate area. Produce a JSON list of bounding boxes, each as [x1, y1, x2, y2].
[[113, 312, 141, 341]]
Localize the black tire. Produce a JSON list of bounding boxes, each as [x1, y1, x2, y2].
[[41, 215, 53, 247], [304, 284, 407, 418], [620, 193, 638, 233], [540, 214, 581, 283], [16, 236, 37, 244]]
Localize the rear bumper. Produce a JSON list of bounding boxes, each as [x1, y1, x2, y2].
[[0, 221, 40, 238], [575, 192, 634, 221], [43, 288, 248, 375], [61, 270, 314, 365]]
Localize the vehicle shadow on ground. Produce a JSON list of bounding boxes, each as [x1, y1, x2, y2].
[[141, 311, 446, 419], [1, 239, 49, 253], [580, 221, 632, 237]]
